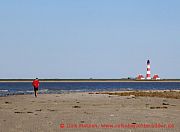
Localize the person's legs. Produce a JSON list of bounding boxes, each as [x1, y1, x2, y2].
[[36, 89, 38, 97], [34, 90, 37, 97], [34, 87, 37, 97]]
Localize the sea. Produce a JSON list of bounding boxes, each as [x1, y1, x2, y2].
[[0, 82, 180, 96]]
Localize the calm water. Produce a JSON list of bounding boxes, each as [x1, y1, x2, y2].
[[0, 82, 180, 96]]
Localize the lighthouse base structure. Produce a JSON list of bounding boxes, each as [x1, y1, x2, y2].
[[146, 77, 151, 80]]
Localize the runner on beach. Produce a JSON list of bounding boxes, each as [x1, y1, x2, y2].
[[32, 78, 39, 97]]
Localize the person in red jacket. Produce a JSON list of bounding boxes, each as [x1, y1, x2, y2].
[[32, 78, 40, 97]]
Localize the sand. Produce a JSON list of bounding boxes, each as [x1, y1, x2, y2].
[[0, 91, 180, 132]]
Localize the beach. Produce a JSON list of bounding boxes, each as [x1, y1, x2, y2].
[[0, 91, 180, 132]]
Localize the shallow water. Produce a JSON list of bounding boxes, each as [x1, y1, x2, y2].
[[0, 82, 180, 96]]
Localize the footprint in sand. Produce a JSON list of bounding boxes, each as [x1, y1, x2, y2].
[[150, 106, 167, 109], [14, 111, 25, 114], [14, 111, 33, 114], [132, 123, 136, 124], [27, 112, 33, 113], [162, 102, 169, 105], [47, 109, 56, 111], [35, 109, 42, 111], [73, 106, 81, 108], [84, 112, 91, 114], [5, 101, 12, 104]]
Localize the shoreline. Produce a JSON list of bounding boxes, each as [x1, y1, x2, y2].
[[1, 90, 180, 99], [1, 80, 180, 82]]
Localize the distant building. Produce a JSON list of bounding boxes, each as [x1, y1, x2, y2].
[[137, 74, 145, 80], [153, 74, 160, 80]]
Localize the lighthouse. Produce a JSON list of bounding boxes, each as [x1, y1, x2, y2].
[[146, 60, 151, 80]]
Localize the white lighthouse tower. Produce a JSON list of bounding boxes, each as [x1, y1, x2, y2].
[[146, 60, 151, 80]]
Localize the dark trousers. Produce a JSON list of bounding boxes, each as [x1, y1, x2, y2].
[[34, 87, 38, 97]]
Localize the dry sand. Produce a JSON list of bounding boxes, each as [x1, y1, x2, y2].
[[0, 91, 180, 132]]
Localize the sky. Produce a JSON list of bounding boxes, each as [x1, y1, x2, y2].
[[0, 0, 180, 79]]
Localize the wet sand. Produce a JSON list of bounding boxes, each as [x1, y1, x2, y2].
[[0, 91, 180, 132]]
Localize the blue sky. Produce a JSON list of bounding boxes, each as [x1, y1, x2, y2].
[[0, 0, 180, 79]]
